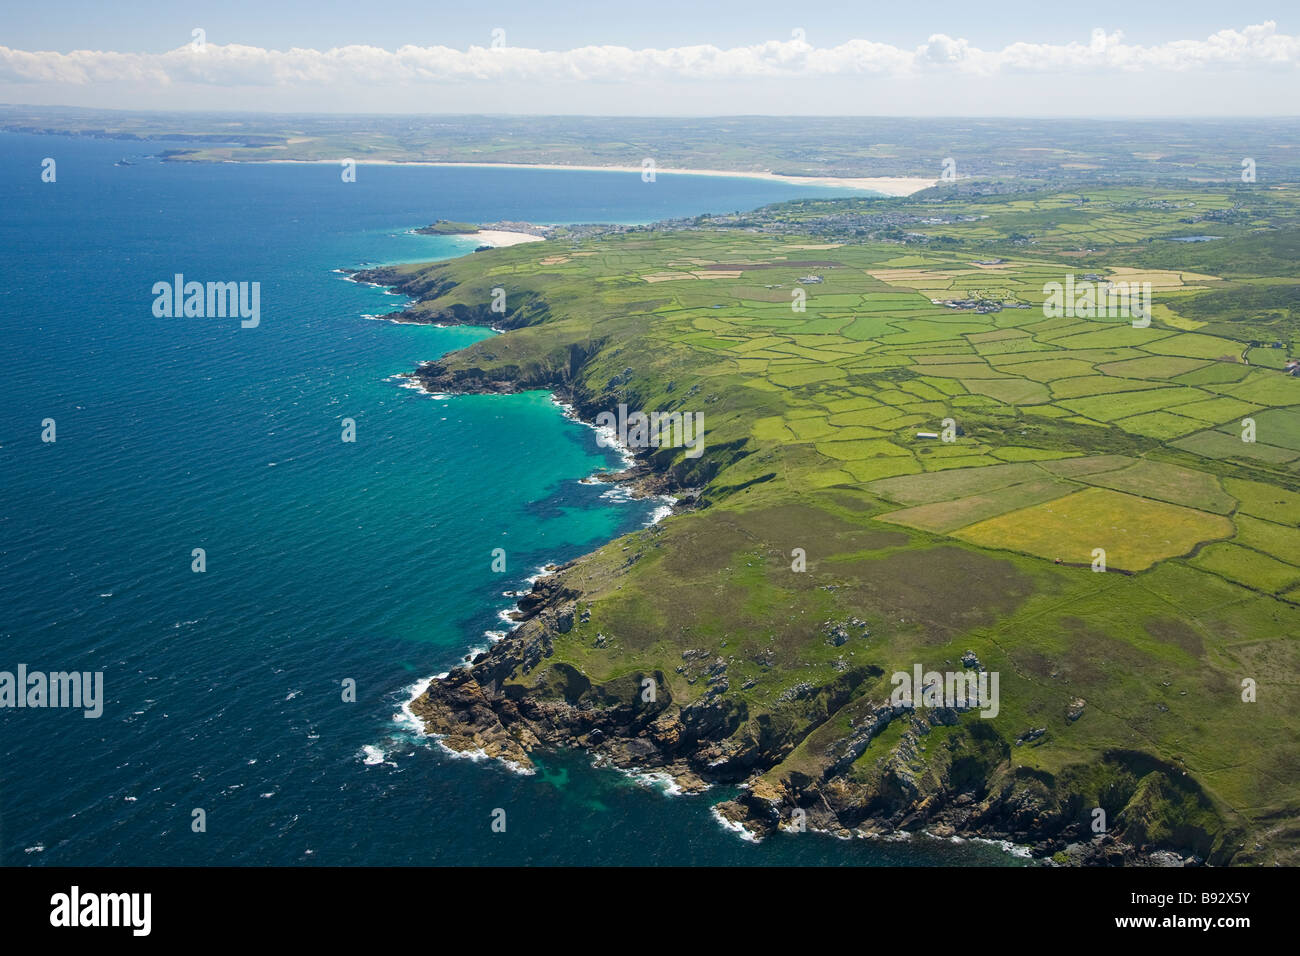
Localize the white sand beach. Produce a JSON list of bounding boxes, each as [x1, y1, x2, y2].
[[469, 230, 547, 247], [422, 162, 936, 196], [257, 158, 934, 195]]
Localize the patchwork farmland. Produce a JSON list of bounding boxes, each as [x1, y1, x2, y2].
[[386, 182, 1300, 863]]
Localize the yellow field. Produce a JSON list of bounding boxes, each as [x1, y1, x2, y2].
[[953, 486, 1233, 570]]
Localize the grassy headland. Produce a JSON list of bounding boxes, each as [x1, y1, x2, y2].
[[357, 181, 1300, 865], [414, 220, 480, 235]]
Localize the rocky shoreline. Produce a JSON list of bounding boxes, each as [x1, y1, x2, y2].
[[349, 263, 704, 503], [410, 567, 1206, 867], [361, 262, 1220, 868]]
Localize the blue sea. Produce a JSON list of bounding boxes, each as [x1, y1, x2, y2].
[[0, 132, 1018, 866]]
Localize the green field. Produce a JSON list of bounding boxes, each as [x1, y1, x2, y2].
[[377, 181, 1300, 864]]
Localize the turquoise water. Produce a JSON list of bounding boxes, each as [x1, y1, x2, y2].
[[0, 132, 1017, 865]]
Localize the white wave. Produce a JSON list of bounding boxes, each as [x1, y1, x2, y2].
[[646, 500, 675, 526], [524, 564, 554, 585], [859, 828, 914, 842], [393, 675, 434, 737], [630, 770, 700, 797], [385, 374, 431, 394], [711, 806, 761, 843], [966, 836, 1034, 858], [432, 740, 536, 776], [599, 485, 634, 502], [588, 753, 706, 796]]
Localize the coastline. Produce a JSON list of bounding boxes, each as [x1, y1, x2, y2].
[[384, 327, 680, 784], [253, 158, 935, 196], [353, 240, 1217, 868], [355, 263, 1086, 863]]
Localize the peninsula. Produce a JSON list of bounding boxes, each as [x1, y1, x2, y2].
[[355, 180, 1300, 866]]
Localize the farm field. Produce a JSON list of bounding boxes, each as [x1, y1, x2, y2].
[[383, 182, 1300, 864]]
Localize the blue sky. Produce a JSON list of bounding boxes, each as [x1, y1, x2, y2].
[[0, 1, 1297, 115]]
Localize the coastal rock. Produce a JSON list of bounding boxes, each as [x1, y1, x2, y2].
[[410, 667, 537, 771]]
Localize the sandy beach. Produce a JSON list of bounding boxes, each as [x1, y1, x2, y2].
[[256, 158, 934, 196], [469, 230, 547, 247], [422, 162, 936, 196]]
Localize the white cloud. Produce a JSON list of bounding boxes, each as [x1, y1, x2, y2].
[[1, 23, 1296, 89]]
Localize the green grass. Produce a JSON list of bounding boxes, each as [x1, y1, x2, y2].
[[1190, 543, 1300, 594], [1234, 515, 1300, 567], [382, 181, 1300, 864], [1172, 430, 1298, 463], [1225, 477, 1300, 524], [1075, 459, 1236, 513], [1235, 407, 1300, 450]]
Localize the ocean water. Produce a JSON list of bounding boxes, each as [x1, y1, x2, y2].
[[0, 132, 1018, 866]]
